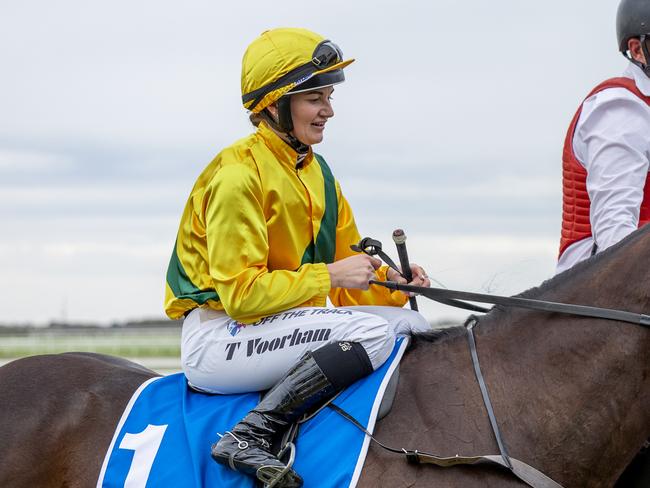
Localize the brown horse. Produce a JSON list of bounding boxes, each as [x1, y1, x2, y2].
[[1, 226, 649, 487], [0, 353, 157, 487]]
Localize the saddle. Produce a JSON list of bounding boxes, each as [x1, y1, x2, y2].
[[97, 339, 409, 488]]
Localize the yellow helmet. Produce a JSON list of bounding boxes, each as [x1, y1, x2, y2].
[[241, 28, 354, 114]]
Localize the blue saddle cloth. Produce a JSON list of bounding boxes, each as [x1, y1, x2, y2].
[[96, 338, 407, 488]]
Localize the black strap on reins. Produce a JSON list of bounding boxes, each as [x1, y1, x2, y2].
[[370, 280, 650, 328], [352, 233, 650, 326], [352, 237, 489, 314], [353, 236, 650, 326], [350, 237, 403, 276]]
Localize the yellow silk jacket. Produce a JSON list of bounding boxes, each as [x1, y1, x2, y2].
[[164, 121, 406, 323]]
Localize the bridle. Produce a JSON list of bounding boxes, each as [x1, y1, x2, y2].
[[342, 236, 650, 488]]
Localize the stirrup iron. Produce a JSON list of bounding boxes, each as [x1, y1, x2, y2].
[[256, 441, 296, 488]]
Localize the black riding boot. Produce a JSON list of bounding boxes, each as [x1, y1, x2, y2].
[[211, 341, 373, 487]]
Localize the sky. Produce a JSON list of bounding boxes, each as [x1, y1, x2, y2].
[[0, 0, 627, 325]]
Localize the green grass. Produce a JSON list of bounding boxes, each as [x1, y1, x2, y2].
[[0, 346, 181, 358], [0, 327, 181, 358]]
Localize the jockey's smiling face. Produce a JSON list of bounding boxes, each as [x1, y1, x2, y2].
[[289, 87, 335, 146]]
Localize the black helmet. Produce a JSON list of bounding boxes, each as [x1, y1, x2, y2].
[[616, 0, 650, 52], [616, 0, 650, 76]]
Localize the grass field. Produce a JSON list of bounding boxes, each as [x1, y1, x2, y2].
[[0, 326, 182, 374]]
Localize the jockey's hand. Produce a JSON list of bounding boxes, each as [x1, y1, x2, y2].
[[327, 254, 382, 290], [386, 264, 431, 296]]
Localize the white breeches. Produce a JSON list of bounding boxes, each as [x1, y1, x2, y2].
[[181, 306, 430, 394]]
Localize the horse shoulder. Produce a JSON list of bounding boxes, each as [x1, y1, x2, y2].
[[359, 333, 527, 487]]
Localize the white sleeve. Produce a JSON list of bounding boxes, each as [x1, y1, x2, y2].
[[573, 89, 650, 252]]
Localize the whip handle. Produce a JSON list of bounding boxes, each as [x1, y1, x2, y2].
[[392, 229, 418, 311]]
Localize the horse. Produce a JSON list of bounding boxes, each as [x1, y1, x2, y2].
[[1, 226, 649, 488]]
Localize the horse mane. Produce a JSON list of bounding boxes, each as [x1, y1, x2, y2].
[[410, 324, 467, 352]]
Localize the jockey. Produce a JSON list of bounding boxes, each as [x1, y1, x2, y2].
[[164, 27, 432, 487], [556, 0, 650, 274]]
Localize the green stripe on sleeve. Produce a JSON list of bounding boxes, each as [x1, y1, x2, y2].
[[166, 239, 219, 304], [300, 241, 315, 266]]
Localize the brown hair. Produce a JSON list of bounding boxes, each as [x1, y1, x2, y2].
[[249, 112, 265, 127]]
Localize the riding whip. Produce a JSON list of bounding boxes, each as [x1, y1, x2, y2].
[[392, 229, 418, 311]]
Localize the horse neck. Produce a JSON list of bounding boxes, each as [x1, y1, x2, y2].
[[391, 232, 650, 487], [468, 232, 650, 485]]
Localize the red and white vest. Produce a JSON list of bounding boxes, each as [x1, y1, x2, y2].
[[559, 77, 650, 257]]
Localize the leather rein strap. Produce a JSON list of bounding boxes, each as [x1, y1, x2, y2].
[[370, 280, 650, 328], [351, 237, 404, 278], [356, 236, 650, 326]]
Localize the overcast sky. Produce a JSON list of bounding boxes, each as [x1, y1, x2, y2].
[[0, 0, 626, 325]]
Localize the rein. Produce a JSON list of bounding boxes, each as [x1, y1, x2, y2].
[[354, 234, 650, 327], [370, 280, 650, 328]]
